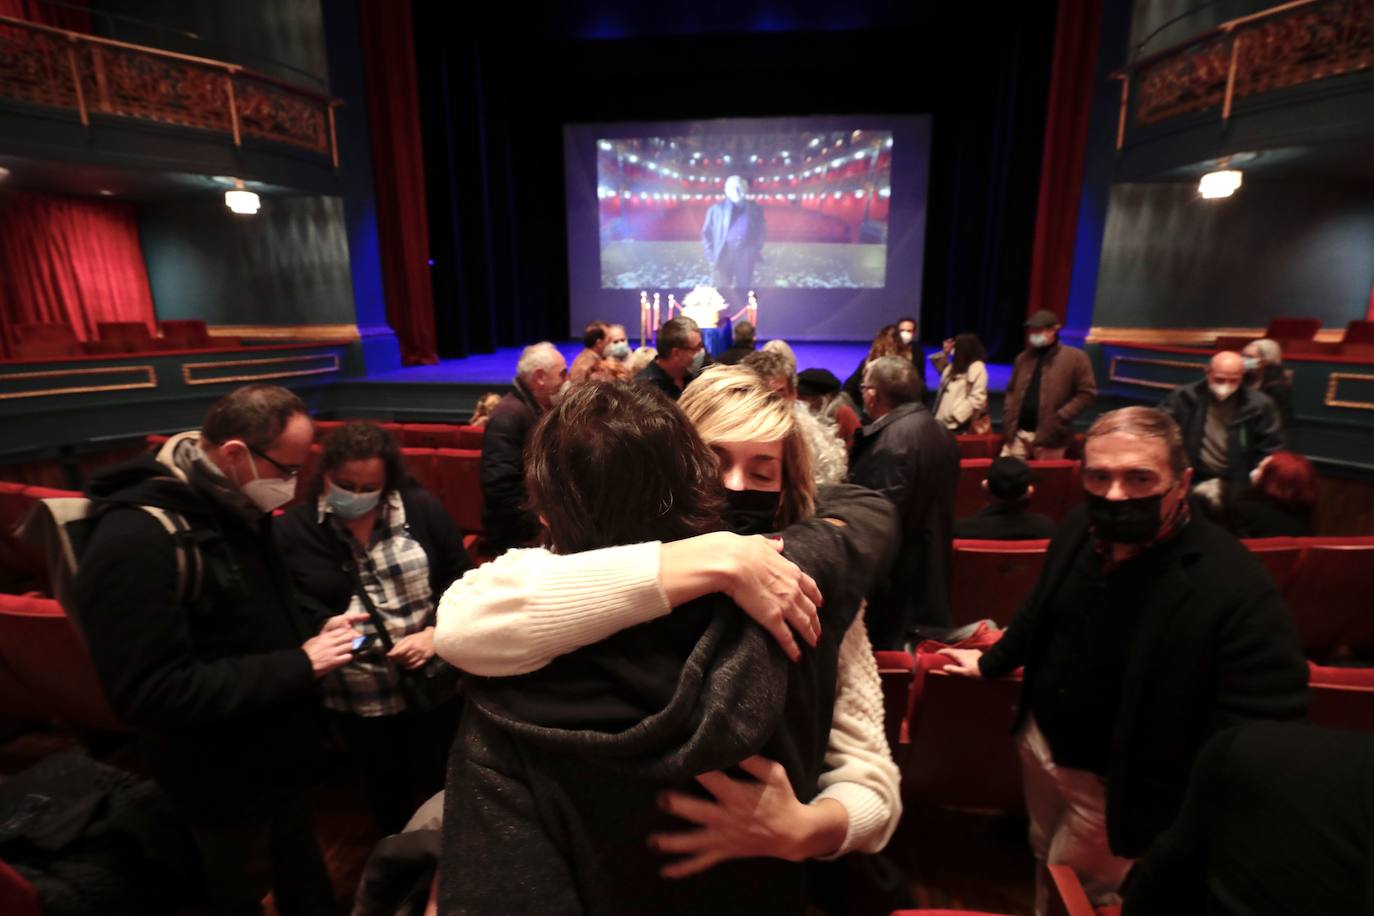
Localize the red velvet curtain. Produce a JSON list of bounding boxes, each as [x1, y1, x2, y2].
[[0, 191, 158, 358], [1025, 0, 1102, 324], [358, 0, 438, 365], [0, 0, 92, 31]]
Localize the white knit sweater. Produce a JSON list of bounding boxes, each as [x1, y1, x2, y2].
[[434, 542, 901, 857]]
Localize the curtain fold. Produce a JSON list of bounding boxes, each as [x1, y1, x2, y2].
[[358, 0, 438, 365], [0, 191, 157, 358], [1025, 0, 1102, 326]]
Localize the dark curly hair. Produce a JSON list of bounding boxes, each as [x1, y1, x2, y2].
[[525, 380, 724, 554], [307, 421, 413, 503]]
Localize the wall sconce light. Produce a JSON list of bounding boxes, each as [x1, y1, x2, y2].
[[225, 179, 260, 214], [1199, 169, 1242, 199]]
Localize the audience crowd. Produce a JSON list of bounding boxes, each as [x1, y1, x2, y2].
[[9, 307, 1366, 916]]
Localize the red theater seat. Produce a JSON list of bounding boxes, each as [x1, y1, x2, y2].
[[401, 448, 443, 501], [1264, 317, 1322, 343], [874, 650, 915, 751], [903, 659, 1025, 813], [955, 433, 1002, 459], [0, 593, 127, 733], [1307, 662, 1374, 734], [157, 319, 225, 350], [956, 460, 1081, 521], [401, 423, 469, 449], [950, 539, 1049, 628], [455, 425, 485, 450], [1341, 320, 1374, 359], [1240, 537, 1303, 591], [0, 858, 42, 916], [11, 322, 82, 359], [1283, 537, 1374, 659], [313, 419, 346, 441], [94, 321, 157, 353], [434, 449, 484, 534]]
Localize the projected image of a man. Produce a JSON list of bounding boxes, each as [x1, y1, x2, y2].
[[701, 175, 765, 296]]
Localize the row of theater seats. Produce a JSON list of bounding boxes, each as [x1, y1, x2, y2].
[[1213, 316, 1374, 358], [876, 641, 1374, 820], [951, 535, 1374, 659], [7, 320, 240, 360]]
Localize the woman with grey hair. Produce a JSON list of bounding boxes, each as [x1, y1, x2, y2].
[[1241, 338, 1293, 429]]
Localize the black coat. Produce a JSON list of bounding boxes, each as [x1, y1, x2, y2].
[[70, 454, 327, 821], [953, 502, 1058, 541], [480, 381, 543, 551], [715, 344, 755, 366], [1230, 490, 1313, 539], [848, 401, 960, 641], [1124, 722, 1374, 916], [1159, 379, 1285, 491], [440, 485, 896, 916], [275, 487, 469, 618], [979, 508, 1310, 857]]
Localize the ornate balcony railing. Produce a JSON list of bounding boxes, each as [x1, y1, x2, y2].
[[0, 15, 340, 165], [1112, 0, 1374, 147]]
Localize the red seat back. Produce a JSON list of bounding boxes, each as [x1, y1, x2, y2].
[[903, 661, 1024, 813], [954, 433, 1002, 459], [1284, 538, 1374, 659], [401, 448, 443, 501], [400, 423, 467, 449], [956, 460, 1081, 521], [455, 425, 486, 450], [96, 321, 156, 353], [950, 539, 1049, 628], [1308, 662, 1374, 733], [0, 594, 127, 732], [12, 322, 81, 359], [1264, 317, 1321, 342], [955, 459, 993, 519], [1240, 537, 1303, 591], [0, 858, 42, 916], [157, 319, 212, 349], [312, 420, 346, 441], [434, 449, 484, 534], [874, 650, 915, 752]]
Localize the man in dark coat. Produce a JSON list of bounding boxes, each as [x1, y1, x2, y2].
[[70, 385, 364, 916], [715, 319, 757, 366], [939, 407, 1309, 910], [480, 341, 567, 552], [848, 355, 960, 644], [953, 456, 1058, 541], [1158, 350, 1284, 508], [636, 317, 703, 402], [1001, 310, 1097, 460], [701, 175, 765, 294]]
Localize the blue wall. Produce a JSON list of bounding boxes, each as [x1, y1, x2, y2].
[[140, 195, 356, 327], [1093, 181, 1374, 329]]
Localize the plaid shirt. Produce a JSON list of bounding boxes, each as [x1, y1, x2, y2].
[[319, 491, 442, 716]]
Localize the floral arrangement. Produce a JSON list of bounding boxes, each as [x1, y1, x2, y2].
[[679, 286, 728, 328]]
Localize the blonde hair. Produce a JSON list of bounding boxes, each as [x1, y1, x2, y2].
[[625, 346, 658, 376], [678, 365, 816, 526]]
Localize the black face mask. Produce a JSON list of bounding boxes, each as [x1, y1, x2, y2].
[[1085, 491, 1165, 545], [723, 488, 782, 536]]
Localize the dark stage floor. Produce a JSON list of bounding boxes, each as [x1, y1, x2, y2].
[[363, 341, 1013, 394]]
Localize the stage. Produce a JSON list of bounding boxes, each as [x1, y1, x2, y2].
[[360, 341, 1014, 393]]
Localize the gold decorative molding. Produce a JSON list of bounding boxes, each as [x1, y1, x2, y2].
[[1324, 372, 1374, 411], [1089, 326, 1345, 346], [206, 324, 360, 341], [181, 354, 340, 386], [0, 364, 156, 400], [1108, 355, 1208, 391]]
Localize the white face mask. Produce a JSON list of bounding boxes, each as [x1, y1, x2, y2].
[[1242, 357, 1260, 371], [1209, 382, 1239, 402], [325, 479, 382, 520], [1028, 332, 1051, 349], [238, 451, 297, 513], [607, 341, 630, 360], [689, 348, 706, 373], [898, 330, 913, 345]]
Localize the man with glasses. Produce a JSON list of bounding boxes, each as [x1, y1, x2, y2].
[[938, 407, 1307, 914], [72, 384, 363, 916], [637, 316, 704, 402]]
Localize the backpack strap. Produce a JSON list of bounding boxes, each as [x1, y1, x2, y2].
[[135, 506, 202, 606]]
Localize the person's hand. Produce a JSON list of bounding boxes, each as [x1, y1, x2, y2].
[[319, 611, 369, 634], [721, 536, 823, 662], [649, 756, 847, 877], [388, 627, 436, 670], [302, 617, 365, 677], [943, 337, 955, 354], [936, 647, 984, 677]]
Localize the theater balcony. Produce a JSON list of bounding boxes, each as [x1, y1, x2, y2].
[[1111, 0, 1374, 182], [0, 4, 341, 194]]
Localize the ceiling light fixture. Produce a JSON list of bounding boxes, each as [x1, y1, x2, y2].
[[225, 179, 260, 214], [1199, 168, 1242, 199]]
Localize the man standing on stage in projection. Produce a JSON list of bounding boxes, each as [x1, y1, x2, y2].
[[701, 175, 765, 296]]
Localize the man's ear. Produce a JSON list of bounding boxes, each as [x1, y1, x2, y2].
[[980, 480, 989, 494], [1026, 484, 1036, 499]]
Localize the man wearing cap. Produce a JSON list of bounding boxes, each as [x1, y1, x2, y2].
[[953, 456, 1058, 541], [1002, 310, 1097, 460], [797, 367, 861, 449]]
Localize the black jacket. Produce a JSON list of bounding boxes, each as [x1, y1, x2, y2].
[[275, 487, 469, 618], [1230, 490, 1313, 539], [440, 485, 896, 916], [979, 507, 1310, 857], [848, 401, 960, 641], [70, 447, 326, 821], [635, 359, 695, 402], [953, 502, 1058, 541], [480, 381, 543, 551], [1124, 722, 1374, 916], [715, 344, 755, 366], [1159, 379, 1285, 490]]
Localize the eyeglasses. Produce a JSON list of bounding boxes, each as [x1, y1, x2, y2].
[[249, 445, 301, 480]]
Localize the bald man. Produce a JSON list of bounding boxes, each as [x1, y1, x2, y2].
[[1159, 351, 1284, 509]]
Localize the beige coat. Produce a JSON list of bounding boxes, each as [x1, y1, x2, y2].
[[933, 360, 989, 431]]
